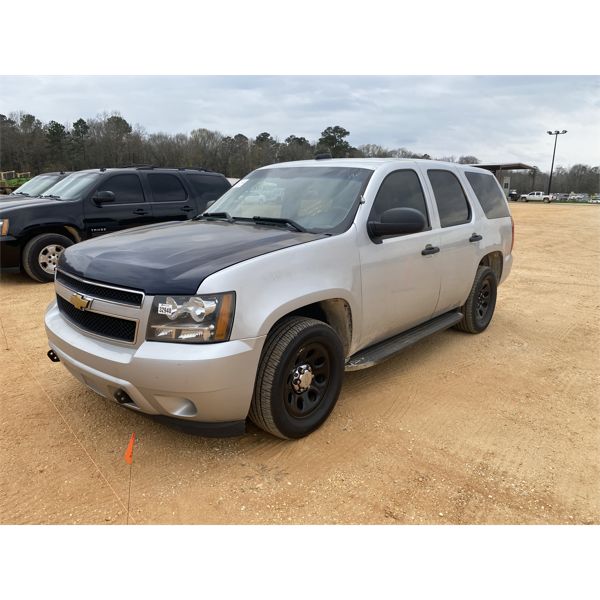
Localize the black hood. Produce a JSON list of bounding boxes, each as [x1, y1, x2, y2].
[[59, 219, 326, 294], [0, 196, 62, 213]]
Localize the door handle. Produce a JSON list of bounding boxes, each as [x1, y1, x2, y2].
[[132, 208, 149, 215], [469, 233, 483, 242], [180, 205, 194, 212], [421, 244, 440, 256]]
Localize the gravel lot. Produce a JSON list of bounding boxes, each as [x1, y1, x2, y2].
[[0, 203, 598, 524]]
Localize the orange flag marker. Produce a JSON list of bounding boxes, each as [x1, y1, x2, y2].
[[124, 432, 136, 465]]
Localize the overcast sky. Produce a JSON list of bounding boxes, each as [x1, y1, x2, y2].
[[1, 75, 598, 168]]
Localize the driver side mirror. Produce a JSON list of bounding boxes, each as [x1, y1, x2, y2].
[[368, 207, 426, 239], [92, 190, 116, 206]]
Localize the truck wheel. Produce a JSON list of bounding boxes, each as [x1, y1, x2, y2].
[[454, 266, 498, 334], [22, 233, 73, 283], [249, 316, 345, 439]]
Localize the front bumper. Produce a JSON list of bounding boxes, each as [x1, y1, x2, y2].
[[45, 301, 266, 432], [0, 237, 21, 268]]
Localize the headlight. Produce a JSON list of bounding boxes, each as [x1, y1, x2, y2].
[[146, 292, 235, 343], [0, 219, 8, 236]]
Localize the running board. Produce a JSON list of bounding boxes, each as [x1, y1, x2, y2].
[[345, 310, 463, 371]]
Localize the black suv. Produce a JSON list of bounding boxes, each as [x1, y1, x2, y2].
[[0, 166, 231, 282]]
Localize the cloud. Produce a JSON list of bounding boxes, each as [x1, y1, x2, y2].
[[0, 75, 598, 166]]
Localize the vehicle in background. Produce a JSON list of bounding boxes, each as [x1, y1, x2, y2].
[[0, 166, 231, 282], [0, 170, 31, 194], [568, 193, 589, 202], [519, 191, 556, 203], [507, 189, 519, 201], [0, 171, 70, 201]]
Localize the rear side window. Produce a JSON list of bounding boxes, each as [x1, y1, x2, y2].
[[427, 170, 471, 227], [185, 174, 231, 203], [98, 174, 145, 204], [369, 169, 430, 228], [465, 172, 510, 219], [148, 174, 187, 202]]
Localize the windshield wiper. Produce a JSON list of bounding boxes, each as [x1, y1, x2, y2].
[[40, 194, 62, 199], [251, 216, 306, 233], [14, 191, 30, 197], [193, 211, 235, 222]]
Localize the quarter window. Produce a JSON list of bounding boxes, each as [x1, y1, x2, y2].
[[148, 174, 187, 202], [465, 172, 510, 219], [369, 170, 430, 230], [185, 174, 230, 201], [427, 170, 471, 227], [98, 174, 145, 204]]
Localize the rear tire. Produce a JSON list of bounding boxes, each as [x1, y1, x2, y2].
[[454, 266, 498, 334], [22, 233, 73, 283], [249, 316, 345, 439]]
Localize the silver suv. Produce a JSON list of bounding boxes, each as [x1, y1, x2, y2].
[[45, 158, 514, 439]]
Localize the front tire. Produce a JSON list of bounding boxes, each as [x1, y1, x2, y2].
[[22, 233, 73, 283], [249, 316, 345, 439], [454, 266, 498, 334]]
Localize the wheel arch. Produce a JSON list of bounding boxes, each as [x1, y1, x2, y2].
[[20, 224, 82, 249], [478, 251, 503, 282], [262, 297, 354, 357]]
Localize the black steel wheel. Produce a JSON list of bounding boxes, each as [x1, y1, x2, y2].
[[454, 265, 498, 334], [284, 341, 333, 420], [249, 316, 344, 439]]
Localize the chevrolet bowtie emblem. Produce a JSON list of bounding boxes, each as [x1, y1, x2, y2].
[[69, 293, 91, 311]]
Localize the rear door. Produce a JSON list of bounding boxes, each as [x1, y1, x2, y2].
[[146, 172, 195, 223], [83, 173, 153, 237], [422, 168, 480, 315]]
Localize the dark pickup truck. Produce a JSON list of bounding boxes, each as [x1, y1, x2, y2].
[[0, 166, 231, 282]]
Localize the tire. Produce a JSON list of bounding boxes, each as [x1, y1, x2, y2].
[[249, 316, 345, 439], [454, 266, 498, 334], [22, 233, 73, 283]]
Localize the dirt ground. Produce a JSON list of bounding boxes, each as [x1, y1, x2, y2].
[[1, 203, 598, 525]]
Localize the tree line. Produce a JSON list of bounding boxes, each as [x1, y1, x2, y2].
[[500, 165, 599, 196], [0, 111, 597, 193]]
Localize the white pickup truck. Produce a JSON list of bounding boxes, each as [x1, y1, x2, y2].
[[45, 158, 514, 439], [519, 190, 555, 203]]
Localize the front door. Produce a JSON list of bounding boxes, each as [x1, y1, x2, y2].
[[359, 168, 442, 349], [83, 173, 153, 237]]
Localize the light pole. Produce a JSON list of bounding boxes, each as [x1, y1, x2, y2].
[[546, 129, 567, 195]]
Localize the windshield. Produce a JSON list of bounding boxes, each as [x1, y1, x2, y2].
[[208, 166, 372, 232], [12, 174, 65, 197], [41, 172, 102, 200]]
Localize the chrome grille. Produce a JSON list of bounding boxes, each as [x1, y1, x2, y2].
[[57, 295, 137, 343], [56, 270, 144, 307]]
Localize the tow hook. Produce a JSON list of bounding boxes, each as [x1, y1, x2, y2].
[[47, 349, 60, 363]]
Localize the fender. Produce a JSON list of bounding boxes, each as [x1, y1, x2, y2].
[[20, 220, 83, 242]]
